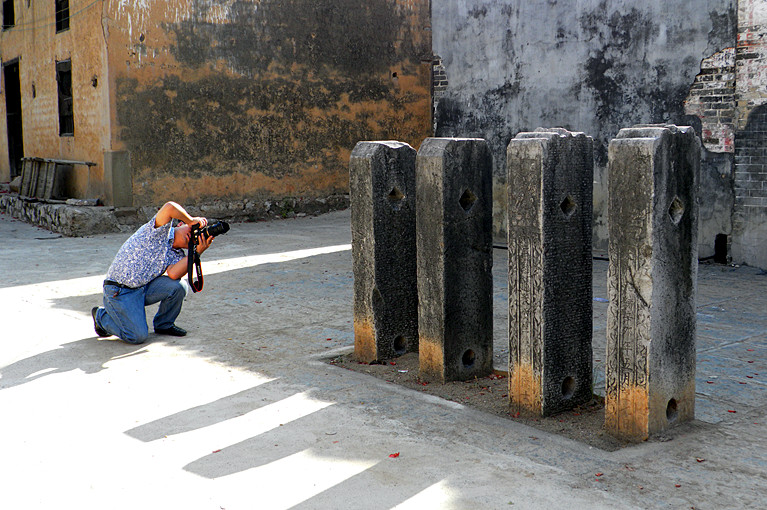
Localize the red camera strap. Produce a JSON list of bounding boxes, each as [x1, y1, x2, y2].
[[187, 238, 204, 293]]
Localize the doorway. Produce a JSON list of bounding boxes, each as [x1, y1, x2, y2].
[[4, 60, 23, 179]]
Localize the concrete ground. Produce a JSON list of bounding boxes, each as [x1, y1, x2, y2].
[[1, 209, 766, 509]]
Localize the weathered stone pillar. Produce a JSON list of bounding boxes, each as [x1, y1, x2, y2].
[[506, 128, 594, 416], [606, 125, 700, 440], [350, 141, 418, 363], [416, 138, 493, 382]]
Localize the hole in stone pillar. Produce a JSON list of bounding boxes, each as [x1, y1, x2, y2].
[[461, 349, 476, 368], [459, 189, 477, 212], [666, 398, 678, 423], [393, 335, 407, 355], [387, 186, 404, 202], [668, 196, 684, 225], [559, 195, 576, 219], [561, 376, 575, 399], [714, 234, 728, 264]]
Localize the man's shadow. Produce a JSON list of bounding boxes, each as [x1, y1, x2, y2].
[[0, 336, 147, 390]]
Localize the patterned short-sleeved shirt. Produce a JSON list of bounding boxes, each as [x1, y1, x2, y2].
[[105, 215, 185, 288]]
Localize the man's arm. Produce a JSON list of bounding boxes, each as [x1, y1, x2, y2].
[[165, 233, 214, 280], [155, 201, 208, 229]]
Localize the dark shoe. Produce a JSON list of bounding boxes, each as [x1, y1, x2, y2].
[[92, 307, 109, 337], [155, 325, 187, 337]]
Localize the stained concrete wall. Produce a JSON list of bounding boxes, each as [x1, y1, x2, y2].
[[105, 0, 432, 208], [432, 0, 737, 256]]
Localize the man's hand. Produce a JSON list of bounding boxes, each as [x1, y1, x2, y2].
[[188, 217, 208, 230], [195, 232, 214, 255]]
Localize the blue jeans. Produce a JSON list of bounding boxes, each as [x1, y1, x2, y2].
[[95, 276, 185, 344]]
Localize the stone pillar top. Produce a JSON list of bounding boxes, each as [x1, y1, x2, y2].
[[513, 127, 589, 140], [615, 124, 697, 139]]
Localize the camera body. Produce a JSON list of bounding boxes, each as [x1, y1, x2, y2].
[[186, 219, 229, 293], [192, 220, 230, 240]]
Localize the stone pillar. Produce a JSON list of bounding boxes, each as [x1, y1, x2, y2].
[[506, 128, 594, 416], [350, 141, 418, 363], [606, 124, 700, 440], [416, 138, 493, 382], [104, 150, 133, 207]]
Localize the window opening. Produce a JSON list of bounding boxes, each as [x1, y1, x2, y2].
[[55, 0, 69, 33], [2, 0, 15, 30], [56, 60, 74, 136], [4, 61, 24, 178]]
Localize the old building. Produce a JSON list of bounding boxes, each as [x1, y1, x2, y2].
[[433, 0, 767, 267], [0, 0, 432, 211]]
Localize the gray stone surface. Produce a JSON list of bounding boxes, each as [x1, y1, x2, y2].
[[606, 124, 700, 440], [0, 195, 121, 236], [349, 141, 418, 362], [416, 138, 493, 382], [507, 128, 593, 416]]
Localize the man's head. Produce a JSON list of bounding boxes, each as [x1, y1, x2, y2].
[[172, 224, 192, 249]]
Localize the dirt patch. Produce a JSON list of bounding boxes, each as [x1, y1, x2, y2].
[[329, 352, 630, 451]]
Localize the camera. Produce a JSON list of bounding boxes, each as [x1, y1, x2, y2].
[[193, 220, 230, 239], [186, 219, 229, 293]]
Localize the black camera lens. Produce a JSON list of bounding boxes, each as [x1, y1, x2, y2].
[[201, 221, 230, 238]]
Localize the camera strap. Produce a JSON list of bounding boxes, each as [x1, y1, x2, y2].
[[187, 236, 204, 293]]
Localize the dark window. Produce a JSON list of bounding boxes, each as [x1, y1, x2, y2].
[[55, 0, 69, 33], [2, 0, 15, 30], [56, 60, 74, 136]]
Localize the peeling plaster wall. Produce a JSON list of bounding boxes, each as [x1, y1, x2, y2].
[[433, 0, 737, 256], [104, 0, 432, 208]]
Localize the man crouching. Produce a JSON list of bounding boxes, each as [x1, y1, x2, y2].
[[91, 201, 214, 344]]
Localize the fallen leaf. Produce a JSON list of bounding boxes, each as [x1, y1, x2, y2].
[[389, 452, 400, 458]]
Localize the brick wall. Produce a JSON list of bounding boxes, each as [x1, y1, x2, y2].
[[731, 0, 767, 265], [684, 48, 736, 153], [432, 55, 448, 134]]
